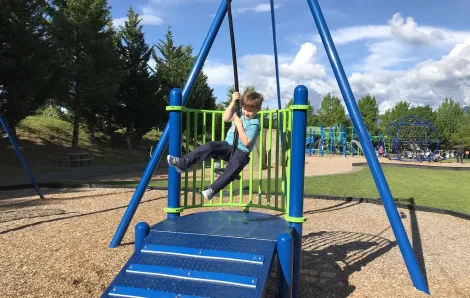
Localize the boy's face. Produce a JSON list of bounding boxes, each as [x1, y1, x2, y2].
[[241, 106, 259, 120]]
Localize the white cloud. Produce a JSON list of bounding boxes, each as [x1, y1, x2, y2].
[[203, 62, 234, 86], [312, 13, 469, 48], [349, 37, 470, 112], [357, 40, 415, 72], [205, 42, 336, 108], [389, 13, 443, 45], [236, 3, 282, 14]]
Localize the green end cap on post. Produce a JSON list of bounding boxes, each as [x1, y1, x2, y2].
[[164, 207, 184, 213], [289, 105, 310, 110], [284, 215, 306, 223], [166, 106, 184, 111]]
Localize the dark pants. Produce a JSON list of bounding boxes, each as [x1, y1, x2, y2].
[[181, 141, 250, 193], [457, 153, 463, 163]]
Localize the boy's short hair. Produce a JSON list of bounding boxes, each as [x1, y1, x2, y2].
[[241, 91, 264, 110]]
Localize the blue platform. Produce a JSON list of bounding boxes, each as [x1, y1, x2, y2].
[[102, 211, 290, 298]]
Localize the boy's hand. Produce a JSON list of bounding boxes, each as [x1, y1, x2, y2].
[[232, 92, 240, 103], [233, 115, 242, 127]]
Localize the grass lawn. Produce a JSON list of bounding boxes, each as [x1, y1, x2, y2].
[[87, 167, 470, 215], [1, 116, 162, 177], [304, 167, 470, 215]]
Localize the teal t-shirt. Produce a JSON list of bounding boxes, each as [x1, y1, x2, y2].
[[225, 115, 261, 153]]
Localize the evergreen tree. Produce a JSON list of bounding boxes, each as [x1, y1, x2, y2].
[[317, 93, 347, 127], [0, 0, 53, 138], [114, 7, 158, 151], [49, 0, 122, 148], [153, 27, 216, 137], [357, 94, 378, 134]]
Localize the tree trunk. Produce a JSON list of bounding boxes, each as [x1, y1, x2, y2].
[[72, 114, 79, 148], [125, 129, 133, 152], [88, 122, 97, 144]]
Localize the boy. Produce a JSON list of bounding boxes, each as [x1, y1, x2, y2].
[[167, 91, 264, 200]]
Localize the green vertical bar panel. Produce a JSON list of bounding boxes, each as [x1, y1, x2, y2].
[[210, 113, 216, 185], [249, 149, 254, 205], [286, 110, 293, 213], [217, 113, 223, 203], [184, 110, 190, 207], [281, 111, 287, 211], [267, 111, 273, 206], [275, 111, 280, 209], [201, 112, 207, 206], [258, 115, 264, 206], [192, 112, 198, 206]]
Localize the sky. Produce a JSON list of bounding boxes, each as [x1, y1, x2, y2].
[[108, 0, 470, 113]]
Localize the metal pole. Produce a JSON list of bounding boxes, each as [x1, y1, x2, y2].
[[0, 112, 44, 199], [277, 232, 294, 298], [306, 0, 429, 294], [288, 85, 308, 298], [167, 88, 182, 219], [109, 0, 229, 248]]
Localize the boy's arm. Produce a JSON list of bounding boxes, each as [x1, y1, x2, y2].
[[233, 116, 259, 147], [222, 92, 240, 122]]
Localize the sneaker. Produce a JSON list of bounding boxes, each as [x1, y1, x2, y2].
[[202, 188, 215, 200], [167, 155, 185, 173]]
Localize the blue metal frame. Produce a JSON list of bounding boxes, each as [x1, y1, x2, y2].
[[0, 112, 44, 199], [289, 86, 308, 298], [109, 0, 229, 248], [168, 88, 182, 219], [387, 115, 440, 162], [277, 232, 293, 298], [306, 0, 429, 294]]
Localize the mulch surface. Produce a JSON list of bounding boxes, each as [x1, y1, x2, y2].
[[1, 188, 469, 297]]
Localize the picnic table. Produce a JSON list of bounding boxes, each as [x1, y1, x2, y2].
[[67, 152, 94, 167]]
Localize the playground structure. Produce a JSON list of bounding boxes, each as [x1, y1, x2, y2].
[[387, 116, 441, 162], [102, 1, 430, 297], [305, 125, 392, 157]]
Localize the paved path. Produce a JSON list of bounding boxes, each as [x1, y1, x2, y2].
[[0, 163, 150, 187]]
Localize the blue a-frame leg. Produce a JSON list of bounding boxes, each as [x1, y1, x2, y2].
[[306, 0, 429, 294], [0, 112, 44, 199]]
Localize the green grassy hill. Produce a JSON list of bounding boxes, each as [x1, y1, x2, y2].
[[0, 116, 160, 177]]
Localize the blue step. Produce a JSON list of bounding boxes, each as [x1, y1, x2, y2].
[[102, 211, 289, 298]]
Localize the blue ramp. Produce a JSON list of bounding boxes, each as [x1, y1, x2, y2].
[[102, 211, 290, 298]]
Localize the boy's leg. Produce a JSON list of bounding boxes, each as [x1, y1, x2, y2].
[[168, 141, 230, 172], [204, 149, 249, 199]]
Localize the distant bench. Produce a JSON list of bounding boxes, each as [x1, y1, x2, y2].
[[71, 158, 94, 167], [52, 152, 95, 167]]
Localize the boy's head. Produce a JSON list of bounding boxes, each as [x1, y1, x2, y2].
[[241, 91, 264, 120]]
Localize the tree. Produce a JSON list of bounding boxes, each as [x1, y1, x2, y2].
[[220, 85, 257, 108], [357, 94, 378, 134], [435, 97, 464, 147], [153, 27, 216, 137], [408, 105, 436, 124], [49, 0, 122, 148], [379, 101, 410, 132], [451, 114, 470, 147], [114, 7, 158, 151], [285, 98, 316, 126], [316, 93, 347, 127], [0, 0, 53, 138]]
